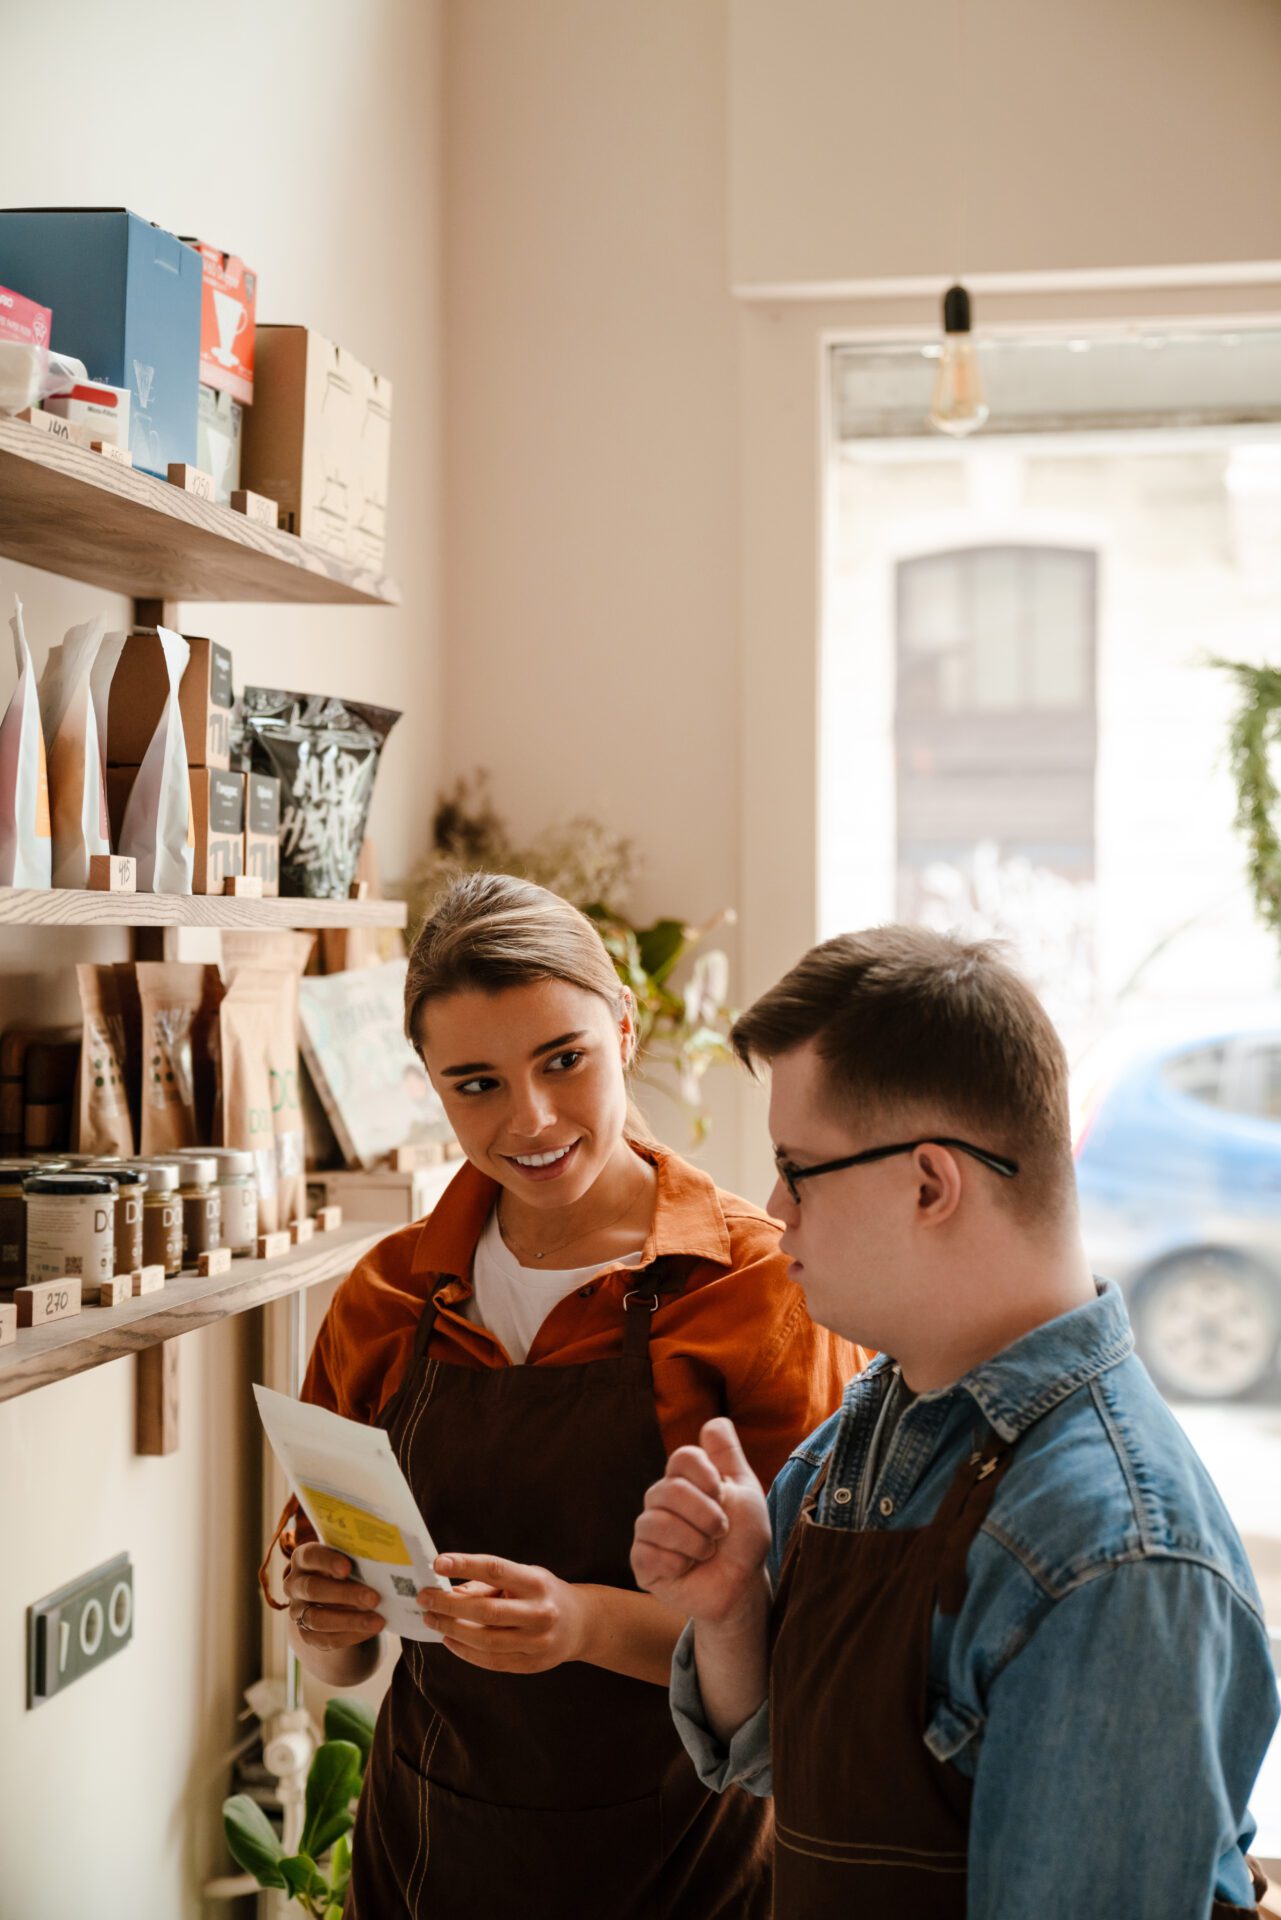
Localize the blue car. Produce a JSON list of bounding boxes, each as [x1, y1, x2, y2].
[[1073, 1023, 1281, 1400]]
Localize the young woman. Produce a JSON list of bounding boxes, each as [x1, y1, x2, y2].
[[262, 873, 867, 1918]]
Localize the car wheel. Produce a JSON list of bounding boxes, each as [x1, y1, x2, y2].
[[1133, 1250, 1281, 1402]]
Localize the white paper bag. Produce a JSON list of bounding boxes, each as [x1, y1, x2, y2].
[[0, 600, 52, 887], [114, 627, 194, 893], [254, 1384, 449, 1642], [38, 616, 112, 889]]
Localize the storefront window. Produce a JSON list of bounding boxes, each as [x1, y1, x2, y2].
[[824, 325, 1281, 1835]]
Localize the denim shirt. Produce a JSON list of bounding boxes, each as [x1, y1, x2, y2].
[[670, 1282, 1280, 1917]]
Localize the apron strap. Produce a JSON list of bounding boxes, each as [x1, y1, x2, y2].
[[621, 1255, 690, 1356], [934, 1426, 1019, 1617]]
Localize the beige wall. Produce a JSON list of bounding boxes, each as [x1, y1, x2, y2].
[[0, 3, 444, 1915], [443, 0, 746, 1183], [730, 0, 1281, 290]]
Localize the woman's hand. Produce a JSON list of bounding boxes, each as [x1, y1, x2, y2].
[[283, 1541, 385, 1652], [419, 1554, 589, 1673], [630, 1418, 772, 1627]]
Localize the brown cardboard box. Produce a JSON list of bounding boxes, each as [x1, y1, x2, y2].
[[189, 768, 244, 894], [106, 632, 234, 771], [240, 326, 392, 568], [243, 772, 280, 897], [306, 1161, 454, 1227]]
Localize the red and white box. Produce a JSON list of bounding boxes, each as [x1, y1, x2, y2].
[[0, 284, 51, 348], [44, 381, 132, 449], [184, 241, 256, 407]]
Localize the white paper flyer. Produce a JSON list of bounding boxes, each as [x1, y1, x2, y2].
[[254, 1384, 448, 1642]]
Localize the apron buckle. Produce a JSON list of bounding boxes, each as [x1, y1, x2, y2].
[[623, 1288, 661, 1312]]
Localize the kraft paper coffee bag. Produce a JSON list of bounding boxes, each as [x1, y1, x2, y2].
[[221, 933, 314, 1228], [75, 964, 135, 1157], [137, 962, 215, 1154], [0, 599, 52, 888], [219, 969, 283, 1234], [38, 617, 112, 889]]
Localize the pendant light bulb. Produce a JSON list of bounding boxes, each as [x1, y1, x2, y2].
[[929, 283, 989, 438]]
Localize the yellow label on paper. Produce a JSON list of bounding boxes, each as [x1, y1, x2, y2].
[[300, 1485, 412, 1565]]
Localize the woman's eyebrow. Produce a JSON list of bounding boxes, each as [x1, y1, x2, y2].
[[440, 1031, 587, 1077]]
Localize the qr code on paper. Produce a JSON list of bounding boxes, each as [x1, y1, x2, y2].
[[390, 1575, 417, 1599]]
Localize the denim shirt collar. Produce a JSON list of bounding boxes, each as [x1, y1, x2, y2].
[[863, 1279, 1135, 1444]]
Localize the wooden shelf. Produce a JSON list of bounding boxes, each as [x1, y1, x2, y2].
[[0, 887, 407, 931], [0, 1220, 390, 1403], [0, 414, 401, 607]]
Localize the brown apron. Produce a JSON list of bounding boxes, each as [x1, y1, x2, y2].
[[768, 1425, 1267, 1919], [345, 1256, 773, 1919]]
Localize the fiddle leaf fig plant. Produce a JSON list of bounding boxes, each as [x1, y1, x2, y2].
[[223, 1697, 375, 1917]]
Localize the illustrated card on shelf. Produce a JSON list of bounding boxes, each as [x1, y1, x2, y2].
[[298, 959, 448, 1169], [254, 1384, 448, 1642]]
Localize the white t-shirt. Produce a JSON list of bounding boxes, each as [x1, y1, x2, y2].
[[465, 1208, 645, 1364]]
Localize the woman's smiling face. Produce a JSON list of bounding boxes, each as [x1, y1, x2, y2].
[[416, 977, 635, 1206]]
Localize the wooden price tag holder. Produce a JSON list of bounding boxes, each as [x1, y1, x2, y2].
[[90, 1275, 133, 1307], [88, 854, 136, 893], [167, 463, 215, 501], [16, 1278, 82, 1326]]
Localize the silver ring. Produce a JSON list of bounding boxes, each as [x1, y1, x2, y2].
[[296, 1604, 313, 1633]]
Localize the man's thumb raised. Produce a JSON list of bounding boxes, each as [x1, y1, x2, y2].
[[700, 1417, 753, 1485]]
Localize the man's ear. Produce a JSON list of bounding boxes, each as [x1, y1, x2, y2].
[[914, 1145, 964, 1226]]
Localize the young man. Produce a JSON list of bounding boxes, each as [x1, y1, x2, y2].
[[631, 927, 1279, 1917]]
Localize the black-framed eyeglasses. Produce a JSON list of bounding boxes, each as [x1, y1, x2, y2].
[[773, 1138, 1019, 1205]]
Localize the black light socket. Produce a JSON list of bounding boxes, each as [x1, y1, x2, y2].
[[942, 284, 972, 335]]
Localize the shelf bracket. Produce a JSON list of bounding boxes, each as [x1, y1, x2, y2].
[[136, 1342, 180, 1455], [133, 598, 181, 632]]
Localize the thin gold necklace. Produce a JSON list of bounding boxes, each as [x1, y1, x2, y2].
[[498, 1170, 646, 1265]]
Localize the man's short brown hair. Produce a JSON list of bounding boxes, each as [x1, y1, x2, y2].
[[732, 926, 1075, 1220]]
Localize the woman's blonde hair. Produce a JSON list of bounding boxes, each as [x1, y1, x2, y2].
[[405, 872, 654, 1138]]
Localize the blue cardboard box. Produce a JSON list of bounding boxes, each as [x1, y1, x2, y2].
[[0, 208, 201, 476]]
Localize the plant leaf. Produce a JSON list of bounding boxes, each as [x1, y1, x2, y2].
[[324, 1696, 376, 1767], [328, 1830, 353, 1902], [222, 1794, 288, 1890], [279, 1851, 325, 1899], [301, 1740, 363, 1861], [636, 919, 687, 986]]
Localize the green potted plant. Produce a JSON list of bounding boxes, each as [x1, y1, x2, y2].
[[222, 1697, 375, 1918], [1217, 658, 1281, 939]]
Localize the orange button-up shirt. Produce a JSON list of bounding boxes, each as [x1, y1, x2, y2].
[[263, 1145, 868, 1596]]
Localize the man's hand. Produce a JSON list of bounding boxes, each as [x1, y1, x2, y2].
[[631, 1418, 772, 1626]]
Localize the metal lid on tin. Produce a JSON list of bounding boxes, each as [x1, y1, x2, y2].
[[129, 1163, 181, 1194], [0, 1162, 35, 1183], [187, 1148, 256, 1179], [90, 1162, 147, 1186], [176, 1156, 218, 1187], [23, 1172, 119, 1196]]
